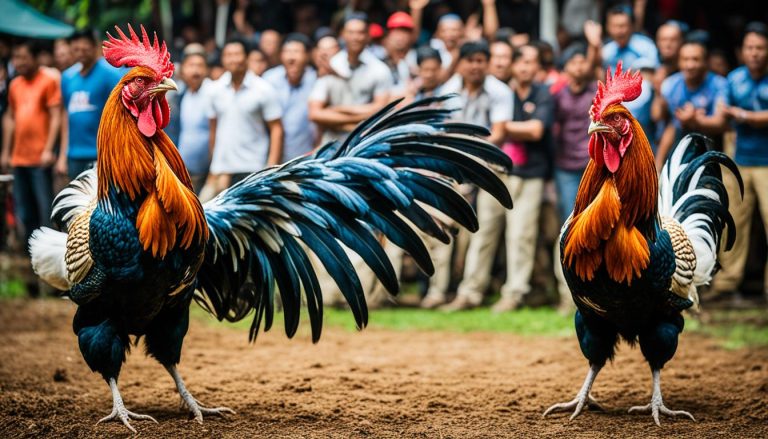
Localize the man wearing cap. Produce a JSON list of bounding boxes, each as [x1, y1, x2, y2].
[[263, 33, 317, 162], [436, 41, 513, 311], [308, 13, 392, 145], [383, 11, 416, 98]]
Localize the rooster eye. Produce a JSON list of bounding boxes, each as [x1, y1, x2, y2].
[[136, 78, 144, 85], [611, 114, 620, 122]]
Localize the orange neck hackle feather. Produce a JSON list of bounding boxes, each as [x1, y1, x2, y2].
[[97, 67, 208, 259], [564, 106, 657, 285]]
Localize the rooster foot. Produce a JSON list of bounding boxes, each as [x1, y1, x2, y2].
[[96, 378, 158, 433], [543, 393, 604, 420], [167, 365, 235, 424], [179, 394, 235, 424], [543, 364, 603, 420], [628, 402, 695, 426], [628, 369, 696, 426]]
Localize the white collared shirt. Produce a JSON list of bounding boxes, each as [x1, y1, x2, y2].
[[207, 71, 282, 174], [439, 74, 514, 128], [309, 50, 393, 144]]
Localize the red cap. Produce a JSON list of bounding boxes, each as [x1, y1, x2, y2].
[[387, 12, 414, 30], [369, 23, 384, 39]]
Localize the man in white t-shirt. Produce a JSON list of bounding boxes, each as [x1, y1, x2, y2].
[[204, 38, 284, 199], [308, 13, 392, 145]]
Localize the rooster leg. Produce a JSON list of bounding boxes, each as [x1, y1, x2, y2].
[[166, 365, 235, 423], [96, 378, 158, 433], [628, 369, 695, 426], [543, 364, 604, 420]]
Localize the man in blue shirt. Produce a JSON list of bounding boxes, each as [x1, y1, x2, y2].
[[599, 5, 659, 70], [177, 44, 212, 193], [655, 39, 727, 167], [57, 30, 123, 180], [263, 33, 317, 162], [714, 22, 768, 297]]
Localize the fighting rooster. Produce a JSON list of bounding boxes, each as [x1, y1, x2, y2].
[[29, 26, 513, 432], [543, 63, 742, 425]]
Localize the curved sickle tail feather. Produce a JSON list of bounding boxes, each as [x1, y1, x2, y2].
[[196, 96, 514, 342], [658, 134, 744, 301]]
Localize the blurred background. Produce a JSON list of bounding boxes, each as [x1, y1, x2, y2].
[[0, 0, 765, 319]]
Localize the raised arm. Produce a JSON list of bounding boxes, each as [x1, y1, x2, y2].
[[265, 118, 284, 166]]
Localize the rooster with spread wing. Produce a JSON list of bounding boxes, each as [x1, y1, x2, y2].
[[543, 63, 742, 425], [28, 25, 513, 432]]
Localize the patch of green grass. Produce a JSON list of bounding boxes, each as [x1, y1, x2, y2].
[[687, 310, 768, 349], [192, 302, 574, 337], [0, 279, 27, 298], [192, 301, 768, 348]]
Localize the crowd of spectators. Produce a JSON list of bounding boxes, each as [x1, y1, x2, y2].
[[1, 1, 766, 309]]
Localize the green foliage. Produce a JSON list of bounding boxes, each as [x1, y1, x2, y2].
[[0, 279, 28, 298], [27, 0, 154, 33]]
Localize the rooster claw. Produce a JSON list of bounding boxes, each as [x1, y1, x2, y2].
[[96, 405, 158, 433], [543, 393, 604, 420], [628, 402, 695, 426]]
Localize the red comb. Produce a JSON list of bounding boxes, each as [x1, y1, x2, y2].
[[103, 24, 174, 78], [589, 62, 642, 120]]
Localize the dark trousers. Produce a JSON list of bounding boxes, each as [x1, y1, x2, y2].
[[12, 166, 53, 250], [67, 158, 96, 180]]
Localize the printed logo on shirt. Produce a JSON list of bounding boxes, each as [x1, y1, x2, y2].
[[68, 91, 96, 113], [523, 101, 537, 115]]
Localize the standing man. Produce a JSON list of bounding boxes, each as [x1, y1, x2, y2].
[[655, 40, 727, 168], [655, 20, 686, 82], [204, 38, 283, 199], [382, 12, 416, 99], [263, 33, 317, 162], [713, 22, 768, 299], [492, 43, 553, 312], [57, 29, 123, 180], [177, 44, 212, 193], [405, 46, 443, 102], [1, 40, 61, 247], [308, 13, 392, 145], [551, 43, 596, 313], [489, 39, 514, 83], [437, 41, 513, 311], [598, 5, 659, 70]]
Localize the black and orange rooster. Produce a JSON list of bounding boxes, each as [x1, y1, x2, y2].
[[28, 25, 513, 432], [543, 63, 742, 425]]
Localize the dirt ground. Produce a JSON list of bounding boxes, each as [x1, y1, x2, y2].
[[0, 299, 766, 438]]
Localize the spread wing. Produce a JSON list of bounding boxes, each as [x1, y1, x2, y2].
[[195, 97, 514, 342]]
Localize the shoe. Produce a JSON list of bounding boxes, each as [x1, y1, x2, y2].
[[491, 296, 522, 313], [438, 295, 480, 311], [420, 295, 447, 309]]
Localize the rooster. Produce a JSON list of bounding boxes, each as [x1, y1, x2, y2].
[[28, 25, 513, 432], [543, 63, 742, 425]]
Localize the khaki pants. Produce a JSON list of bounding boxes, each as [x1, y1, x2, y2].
[[713, 166, 768, 293], [456, 175, 544, 304]]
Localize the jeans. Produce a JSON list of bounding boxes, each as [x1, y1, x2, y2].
[[67, 158, 96, 180], [12, 166, 53, 249], [554, 168, 585, 223]]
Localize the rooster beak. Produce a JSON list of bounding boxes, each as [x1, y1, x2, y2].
[[149, 77, 178, 95], [588, 120, 612, 135]]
